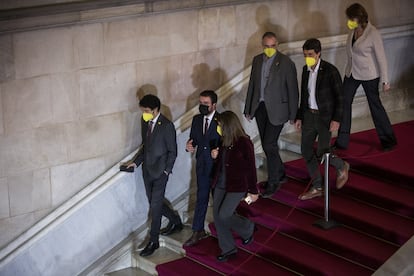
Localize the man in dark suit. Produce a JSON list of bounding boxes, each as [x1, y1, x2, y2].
[[127, 94, 183, 256], [184, 90, 220, 246], [244, 31, 299, 198], [295, 38, 349, 200]]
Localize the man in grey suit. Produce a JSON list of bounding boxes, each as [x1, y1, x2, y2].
[[127, 94, 182, 257], [244, 32, 299, 198]]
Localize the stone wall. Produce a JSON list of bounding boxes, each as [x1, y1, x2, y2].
[[0, 0, 413, 250]]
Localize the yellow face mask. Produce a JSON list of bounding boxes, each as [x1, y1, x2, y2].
[[216, 125, 222, 136], [305, 57, 317, 67], [347, 19, 358, 30], [142, 112, 154, 122], [263, 48, 276, 58]]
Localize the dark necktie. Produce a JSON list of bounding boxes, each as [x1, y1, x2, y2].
[[204, 118, 209, 135], [147, 121, 153, 140]]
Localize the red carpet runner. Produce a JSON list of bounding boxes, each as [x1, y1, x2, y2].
[[157, 121, 414, 275]]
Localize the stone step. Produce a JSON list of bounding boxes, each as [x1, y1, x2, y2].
[[105, 267, 152, 276], [132, 242, 184, 275]]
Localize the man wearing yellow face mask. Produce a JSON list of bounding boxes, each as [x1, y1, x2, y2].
[[295, 38, 349, 200], [125, 94, 182, 257], [244, 31, 299, 198], [334, 3, 397, 151]]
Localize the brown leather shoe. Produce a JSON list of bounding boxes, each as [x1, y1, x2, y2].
[[183, 230, 208, 247], [299, 188, 323, 200], [336, 161, 350, 189]]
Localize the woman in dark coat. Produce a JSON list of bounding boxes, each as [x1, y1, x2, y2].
[[210, 111, 259, 262]]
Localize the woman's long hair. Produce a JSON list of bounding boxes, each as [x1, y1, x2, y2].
[[218, 111, 248, 147]]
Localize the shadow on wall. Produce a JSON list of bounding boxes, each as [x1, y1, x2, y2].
[[289, 0, 330, 41], [186, 63, 227, 112], [244, 4, 287, 68], [136, 84, 173, 121]]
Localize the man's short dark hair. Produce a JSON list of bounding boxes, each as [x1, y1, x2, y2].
[[303, 38, 322, 54], [139, 94, 161, 110], [200, 90, 218, 104], [262, 31, 277, 41]]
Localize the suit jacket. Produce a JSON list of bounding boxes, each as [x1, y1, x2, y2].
[[189, 111, 221, 175], [296, 59, 343, 125], [345, 22, 388, 83], [244, 51, 299, 126], [211, 136, 258, 194], [134, 114, 177, 179]]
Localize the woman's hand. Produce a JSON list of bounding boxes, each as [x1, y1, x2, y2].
[[247, 193, 259, 203]]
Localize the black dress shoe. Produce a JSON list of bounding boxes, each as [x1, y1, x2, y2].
[[332, 142, 347, 151], [217, 249, 237, 262], [160, 222, 183, 236], [279, 175, 288, 184], [261, 183, 280, 198], [242, 223, 256, 245], [183, 230, 208, 247], [242, 235, 254, 245], [139, 241, 159, 257]]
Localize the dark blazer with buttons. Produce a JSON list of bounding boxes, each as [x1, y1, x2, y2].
[[244, 51, 299, 126], [189, 111, 221, 175], [211, 136, 258, 194], [133, 114, 177, 179], [296, 59, 343, 125]]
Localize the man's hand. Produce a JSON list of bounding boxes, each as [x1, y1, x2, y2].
[[211, 147, 219, 159], [186, 139, 195, 153], [330, 121, 340, 132], [294, 119, 302, 130], [383, 82, 391, 92]]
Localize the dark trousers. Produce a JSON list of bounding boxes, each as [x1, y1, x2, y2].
[[255, 102, 285, 185], [143, 171, 181, 243], [213, 188, 254, 254], [301, 110, 345, 189], [336, 75, 396, 148], [192, 158, 213, 231]]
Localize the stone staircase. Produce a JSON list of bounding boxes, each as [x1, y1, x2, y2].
[[105, 107, 414, 276]]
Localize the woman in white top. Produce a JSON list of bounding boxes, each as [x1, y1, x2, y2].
[[334, 3, 397, 151]]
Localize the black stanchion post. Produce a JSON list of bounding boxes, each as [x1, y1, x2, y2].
[[314, 152, 340, 230]]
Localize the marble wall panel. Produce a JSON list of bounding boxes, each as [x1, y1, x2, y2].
[[287, 0, 344, 40], [50, 157, 106, 206], [400, 0, 414, 24], [198, 6, 236, 50], [0, 126, 68, 176], [65, 113, 125, 162], [219, 45, 247, 82], [384, 35, 414, 89], [103, 18, 140, 66], [13, 27, 74, 79], [0, 86, 3, 136], [79, 63, 136, 118], [2, 73, 78, 134], [135, 11, 198, 61], [0, 173, 148, 276], [73, 23, 104, 69], [8, 168, 51, 216], [0, 34, 15, 82], [0, 177, 9, 219], [0, 208, 51, 249], [135, 49, 221, 119], [235, 1, 289, 66]]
